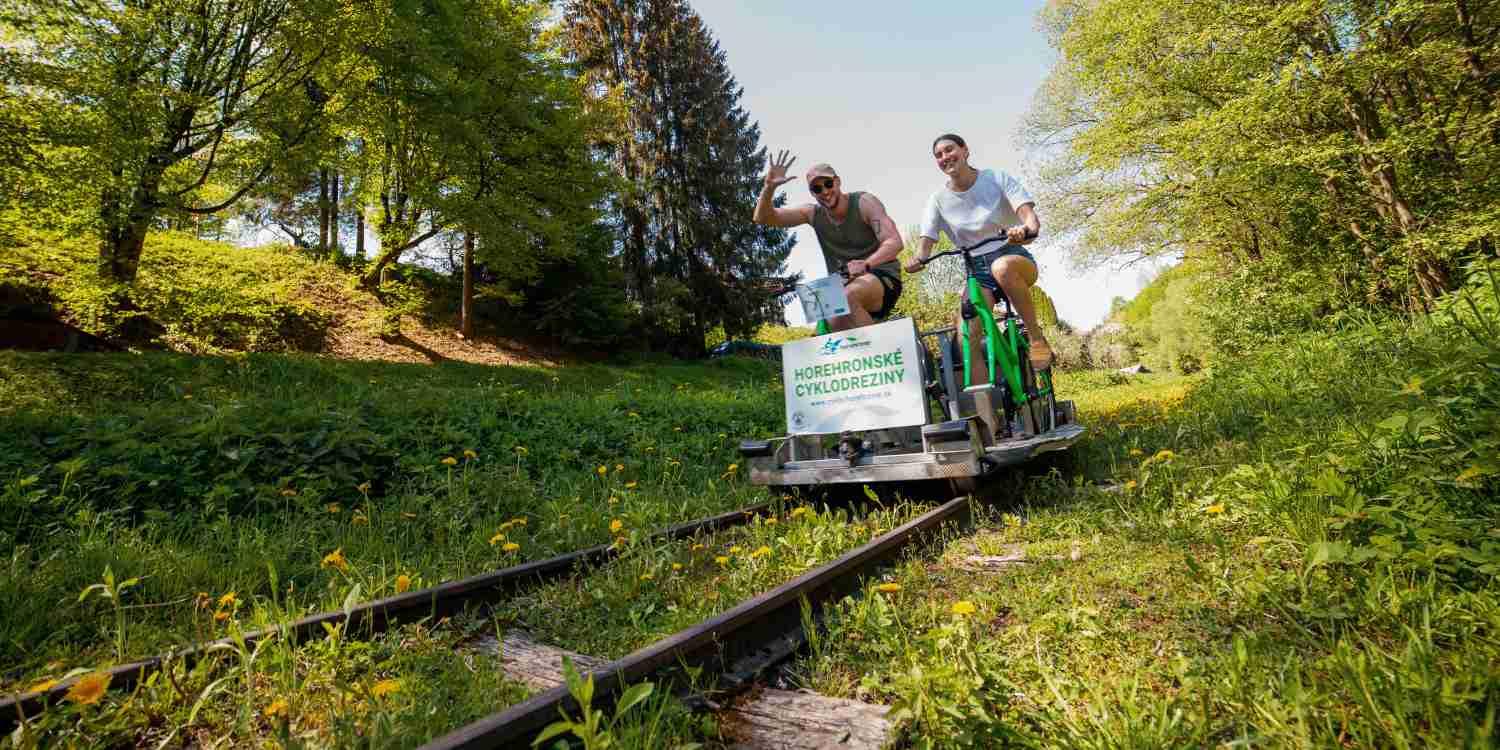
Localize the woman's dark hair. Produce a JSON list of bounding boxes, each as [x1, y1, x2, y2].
[[932, 133, 967, 151]]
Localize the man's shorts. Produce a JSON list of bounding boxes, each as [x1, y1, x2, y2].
[[967, 245, 1038, 293], [868, 268, 903, 321]]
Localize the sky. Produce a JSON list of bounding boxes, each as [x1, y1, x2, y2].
[[690, 0, 1152, 329]]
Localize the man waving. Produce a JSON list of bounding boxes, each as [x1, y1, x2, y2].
[[752, 150, 903, 332]]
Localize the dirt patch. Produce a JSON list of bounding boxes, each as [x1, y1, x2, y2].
[[292, 278, 566, 367]]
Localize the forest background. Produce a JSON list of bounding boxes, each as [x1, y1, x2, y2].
[[2, 0, 1497, 363]]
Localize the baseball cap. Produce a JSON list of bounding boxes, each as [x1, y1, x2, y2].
[[805, 163, 838, 181]]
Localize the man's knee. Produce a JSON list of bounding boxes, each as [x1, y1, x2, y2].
[[847, 275, 883, 311]]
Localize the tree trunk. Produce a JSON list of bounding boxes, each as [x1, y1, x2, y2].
[[355, 206, 365, 259], [98, 160, 168, 284], [318, 168, 330, 253], [330, 172, 341, 258], [461, 232, 475, 338]]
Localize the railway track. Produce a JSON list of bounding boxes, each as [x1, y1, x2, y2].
[[0, 500, 780, 730], [5, 489, 972, 747], [423, 494, 972, 749]]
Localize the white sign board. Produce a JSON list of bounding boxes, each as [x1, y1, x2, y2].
[[795, 275, 849, 322], [781, 318, 926, 435]]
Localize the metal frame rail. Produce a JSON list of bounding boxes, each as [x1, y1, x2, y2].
[[420, 495, 972, 750], [0, 502, 777, 729]]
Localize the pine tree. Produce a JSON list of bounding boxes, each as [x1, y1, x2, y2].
[[563, 0, 794, 353]]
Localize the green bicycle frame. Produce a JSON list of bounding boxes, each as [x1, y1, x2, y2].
[[958, 276, 1028, 403]]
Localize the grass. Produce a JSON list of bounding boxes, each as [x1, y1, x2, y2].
[[1, 229, 338, 353], [787, 282, 1500, 747], [5, 268, 1499, 748], [0, 351, 784, 674]]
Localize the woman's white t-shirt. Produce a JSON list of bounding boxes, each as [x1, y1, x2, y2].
[[920, 169, 1035, 249]]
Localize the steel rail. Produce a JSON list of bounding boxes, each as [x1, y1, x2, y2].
[[420, 494, 972, 750], [1, 501, 777, 728]]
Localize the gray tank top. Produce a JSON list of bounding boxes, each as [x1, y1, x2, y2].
[[810, 191, 900, 277]]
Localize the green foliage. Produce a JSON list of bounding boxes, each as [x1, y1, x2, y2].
[[0, 0, 335, 282], [4, 229, 335, 352], [1024, 0, 1500, 328], [534, 663, 675, 750], [797, 268, 1500, 746], [563, 0, 795, 353]]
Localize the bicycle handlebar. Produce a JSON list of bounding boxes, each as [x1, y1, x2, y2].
[[918, 228, 1038, 267], [757, 265, 854, 298]]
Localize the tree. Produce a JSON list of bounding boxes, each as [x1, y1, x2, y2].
[[563, 0, 794, 353], [1022, 0, 1500, 318], [2, 0, 336, 283], [344, 0, 602, 291]]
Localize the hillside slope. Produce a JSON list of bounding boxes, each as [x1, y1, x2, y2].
[[0, 231, 559, 366]]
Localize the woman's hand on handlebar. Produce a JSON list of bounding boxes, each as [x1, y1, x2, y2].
[[1006, 224, 1037, 244]]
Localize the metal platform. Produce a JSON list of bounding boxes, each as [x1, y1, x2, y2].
[[747, 422, 1086, 487]]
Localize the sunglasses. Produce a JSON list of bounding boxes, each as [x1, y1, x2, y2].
[[809, 178, 835, 194]]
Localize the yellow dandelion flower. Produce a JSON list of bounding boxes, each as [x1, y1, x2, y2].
[[951, 601, 977, 616], [401, 512, 417, 520], [1151, 449, 1175, 463], [464, 449, 478, 460], [874, 583, 902, 593], [352, 514, 369, 526], [726, 463, 739, 472], [280, 488, 297, 497], [395, 574, 412, 593], [321, 548, 349, 572], [610, 519, 623, 533], [729, 546, 742, 554], [27, 679, 57, 694], [502, 542, 520, 552], [674, 426, 682, 432], [213, 610, 230, 622], [672, 563, 683, 571], [264, 698, 288, 718], [789, 507, 810, 518], [1128, 448, 1143, 457], [441, 456, 458, 466], [628, 411, 640, 418], [489, 532, 506, 545], [750, 545, 772, 559], [371, 679, 401, 698], [608, 496, 618, 505], [597, 465, 608, 475], [718, 433, 727, 439], [1205, 504, 1225, 514], [639, 573, 654, 581], [766, 517, 778, 525], [1125, 480, 1138, 490], [217, 592, 237, 608], [514, 446, 528, 456], [625, 481, 638, 489], [691, 543, 705, 552], [614, 463, 624, 472], [511, 517, 527, 526], [64, 672, 111, 705], [326, 503, 342, 513], [357, 482, 371, 494], [715, 556, 730, 566]]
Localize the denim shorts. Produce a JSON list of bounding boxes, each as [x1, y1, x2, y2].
[[967, 245, 1038, 292]]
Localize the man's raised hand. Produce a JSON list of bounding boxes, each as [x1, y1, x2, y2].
[[764, 149, 798, 188]]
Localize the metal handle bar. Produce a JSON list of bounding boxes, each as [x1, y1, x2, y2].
[[758, 266, 853, 298], [918, 227, 1038, 266]]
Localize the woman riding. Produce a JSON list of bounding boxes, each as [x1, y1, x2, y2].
[[903, 133, 1053, 373]]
